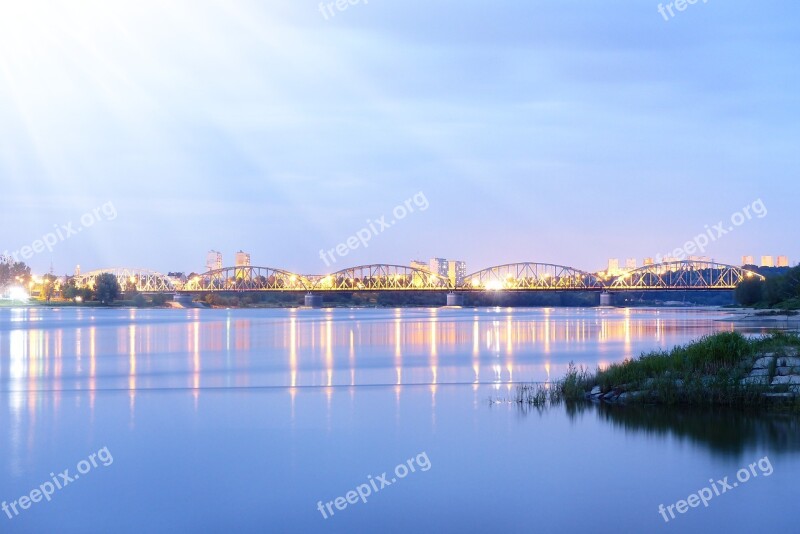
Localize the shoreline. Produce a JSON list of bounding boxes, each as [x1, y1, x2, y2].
[[560, 332, 800, 409], [721, 308, 800, 325]]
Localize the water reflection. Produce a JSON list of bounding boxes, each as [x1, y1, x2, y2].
[[591, 404, 800, 456], [0, 307, 778, 397], [508, 400, 800, 456]]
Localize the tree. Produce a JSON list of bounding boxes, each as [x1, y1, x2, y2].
[[124, 279, 139, 299], [736, 265, 800, 308], [0, 257, 31, 289], [80, 287, 95, 302], [62, 277, 79, 300], [94, 273, 120, 305], [41, 274, 58, 303], [765, 276, 790, 306], [735, 278, 764, 306]]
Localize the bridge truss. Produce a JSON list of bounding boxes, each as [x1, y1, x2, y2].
[[74, 261, 765, 294], [309, 264, 451, 291], [75, 268, 176, 293], [183, 266, 311, 292], [609, 260, 764, 290], [461, 263, 604, 290]]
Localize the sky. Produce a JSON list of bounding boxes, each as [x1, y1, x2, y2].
[[0, 0, 798, 276]]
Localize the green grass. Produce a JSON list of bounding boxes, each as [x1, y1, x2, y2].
[[561, 331, 800, 406]]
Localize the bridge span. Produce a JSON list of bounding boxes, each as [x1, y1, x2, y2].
[[75, 260, 763, 294]]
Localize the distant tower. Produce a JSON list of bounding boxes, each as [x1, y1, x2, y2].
[[234, 250, 251, 279], [206, 250, 223, 272], [410, 260, 428, 271], [410, 260, 428, 287], [742, 255, 755, 266], [777, 256, 790, 267], [75, 265, 81, 277], [429, 258, 449, 278], [448, 260, 467, 286], [761, 256, 775, 268], [235, 251, 251, 267]]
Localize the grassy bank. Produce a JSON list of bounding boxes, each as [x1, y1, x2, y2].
[[505, 332, 800, 408], [577, 332, 800, 406]]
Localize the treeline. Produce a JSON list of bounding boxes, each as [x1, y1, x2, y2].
[[736, 265, 800, 309], [1, 259, 170, 307], [61, 273, 170, 307]]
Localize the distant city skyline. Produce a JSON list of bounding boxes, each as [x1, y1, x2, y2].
[[6, 240, 796, 278]]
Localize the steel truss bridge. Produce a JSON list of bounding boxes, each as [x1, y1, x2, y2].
[[74, 268, 177, 293], [75, 261, 763, 294]]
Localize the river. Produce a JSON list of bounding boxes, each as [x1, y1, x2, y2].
[[0, 307, 797, 532]]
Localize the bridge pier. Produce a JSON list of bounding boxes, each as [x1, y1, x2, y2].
[[599, 292, 613, 307], [304, 294, 324, 308], [174, 294, 194, 306], [446, 293, 465, 307]]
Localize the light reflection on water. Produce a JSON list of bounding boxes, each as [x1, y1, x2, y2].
[[0, 307, 782, 445], [0, 306, 779, 446], [0, 307, 765, 397]]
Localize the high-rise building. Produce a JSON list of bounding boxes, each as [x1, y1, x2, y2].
[[625, 258, 637, 271], [235, 251, 251, 267], [410, 260, 429, 286], [410, 260, 428, 271], [429, 258, 449, 278], [643, 257, 654, 266], [761, 256, 775, 268], [777, 256, 790, 267], [448, 261, 467, 286], [607, 258, 620, 275], [206, 250, 223, 272], [234, 250, 251, 279], [742, 255, 755, 266]]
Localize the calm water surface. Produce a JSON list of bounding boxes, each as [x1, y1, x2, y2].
[[1, 307, 797, 533]]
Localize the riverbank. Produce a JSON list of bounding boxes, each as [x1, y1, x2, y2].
[[503, 332, 800, 409], [567, 332, 800, 407], [724, 308, 800, 326]]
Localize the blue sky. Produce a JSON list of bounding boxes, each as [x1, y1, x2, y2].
[[1, 0, 798, 275]]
